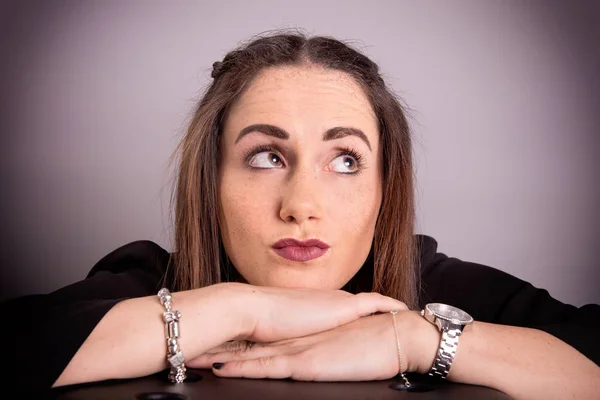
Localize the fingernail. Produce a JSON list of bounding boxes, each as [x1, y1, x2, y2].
[[212, 362, 225, 370]]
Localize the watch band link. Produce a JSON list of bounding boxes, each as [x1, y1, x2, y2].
[[429, 327, 462, 379]]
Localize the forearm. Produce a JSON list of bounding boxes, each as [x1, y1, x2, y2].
[[53, 283, 251, 387], [411, 315, 600, 400]]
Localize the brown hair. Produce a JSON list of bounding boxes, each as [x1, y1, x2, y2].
[[166, 30, 419, 309]]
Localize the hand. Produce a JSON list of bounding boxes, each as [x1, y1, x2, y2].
[[233, 283, 408, 343], [188, 309, 423, 381]]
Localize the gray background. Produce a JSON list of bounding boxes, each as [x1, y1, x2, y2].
[[1, 1, 598, 306]]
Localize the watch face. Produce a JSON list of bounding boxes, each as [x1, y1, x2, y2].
[[427, 303, 473, 324]]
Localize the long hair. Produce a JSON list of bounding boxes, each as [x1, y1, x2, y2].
[[166, 30, 419, 309]]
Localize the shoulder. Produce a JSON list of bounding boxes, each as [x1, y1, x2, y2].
[[416, 234, 529, 321], [415, 234, 439, 269], [86, 240, 171, 279], [416, 234, 523, 286]]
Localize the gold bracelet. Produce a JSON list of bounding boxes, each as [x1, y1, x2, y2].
[[390, 310, 411, 388]]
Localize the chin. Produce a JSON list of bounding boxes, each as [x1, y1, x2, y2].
[[259, 274, 342, 290]]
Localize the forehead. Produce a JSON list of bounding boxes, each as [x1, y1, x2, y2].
[[224, 65, 378, 136]]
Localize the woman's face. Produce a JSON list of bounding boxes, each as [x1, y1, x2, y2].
[[218, 65, 382, 289]]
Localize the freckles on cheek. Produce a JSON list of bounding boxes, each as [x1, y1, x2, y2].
[[222, 179, 273, 236], [328, 182, 381, 238]]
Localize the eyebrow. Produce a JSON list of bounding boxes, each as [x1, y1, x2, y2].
[[235, 124, 372, 151]]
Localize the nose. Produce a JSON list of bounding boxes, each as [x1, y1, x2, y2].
[[279, 169, 323, 225]]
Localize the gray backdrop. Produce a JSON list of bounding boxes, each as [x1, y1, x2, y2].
[[1, 0, 599, 306]]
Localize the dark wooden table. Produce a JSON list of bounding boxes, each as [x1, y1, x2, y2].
[[52, 370, 512, 399]]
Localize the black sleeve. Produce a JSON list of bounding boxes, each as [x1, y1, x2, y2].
[[0, 240, 169, 393], [419, 245, 600, 367]]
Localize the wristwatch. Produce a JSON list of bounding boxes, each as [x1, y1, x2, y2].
[[421, 303, 473, 379]]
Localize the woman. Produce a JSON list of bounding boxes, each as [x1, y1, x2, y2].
[[2, 32, 599, 399]]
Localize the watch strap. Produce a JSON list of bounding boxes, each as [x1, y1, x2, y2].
[[429, 326, 462, 379]]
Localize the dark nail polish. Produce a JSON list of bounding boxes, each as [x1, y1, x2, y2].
[[213, 362, 225, 370]]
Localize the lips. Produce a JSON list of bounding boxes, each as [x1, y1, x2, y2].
[[272, 238, 330, 262]]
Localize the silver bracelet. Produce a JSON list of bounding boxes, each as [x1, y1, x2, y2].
[[157, 288, 187, 383]]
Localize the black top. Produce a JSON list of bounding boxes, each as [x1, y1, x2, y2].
[[1, 235, 599, 394]]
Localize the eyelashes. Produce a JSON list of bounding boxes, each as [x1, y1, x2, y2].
[[243, 144, 365, 175], [337, 146, 364, 173], [243, 144, 279, 164]]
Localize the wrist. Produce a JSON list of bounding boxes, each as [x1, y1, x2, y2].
[[396, 310, 440, 374], [170, 283, 254, 355], [207, 282, 257, 340]]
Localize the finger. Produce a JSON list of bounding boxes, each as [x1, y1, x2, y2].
[[188, 342, 301, 369], [212, 355, 297, 380], [204, 340, 255, 355], [352, 292, 409, 317], [187, 341, 259, 368]]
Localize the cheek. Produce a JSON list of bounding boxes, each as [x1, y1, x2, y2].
[[219, 171, 275, 244], [327, 173, 381, 235], [321, 173, 381, 286]]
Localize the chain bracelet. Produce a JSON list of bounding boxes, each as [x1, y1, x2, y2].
[[158, 288, 187, 383], [390, 310, 411, 388]]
